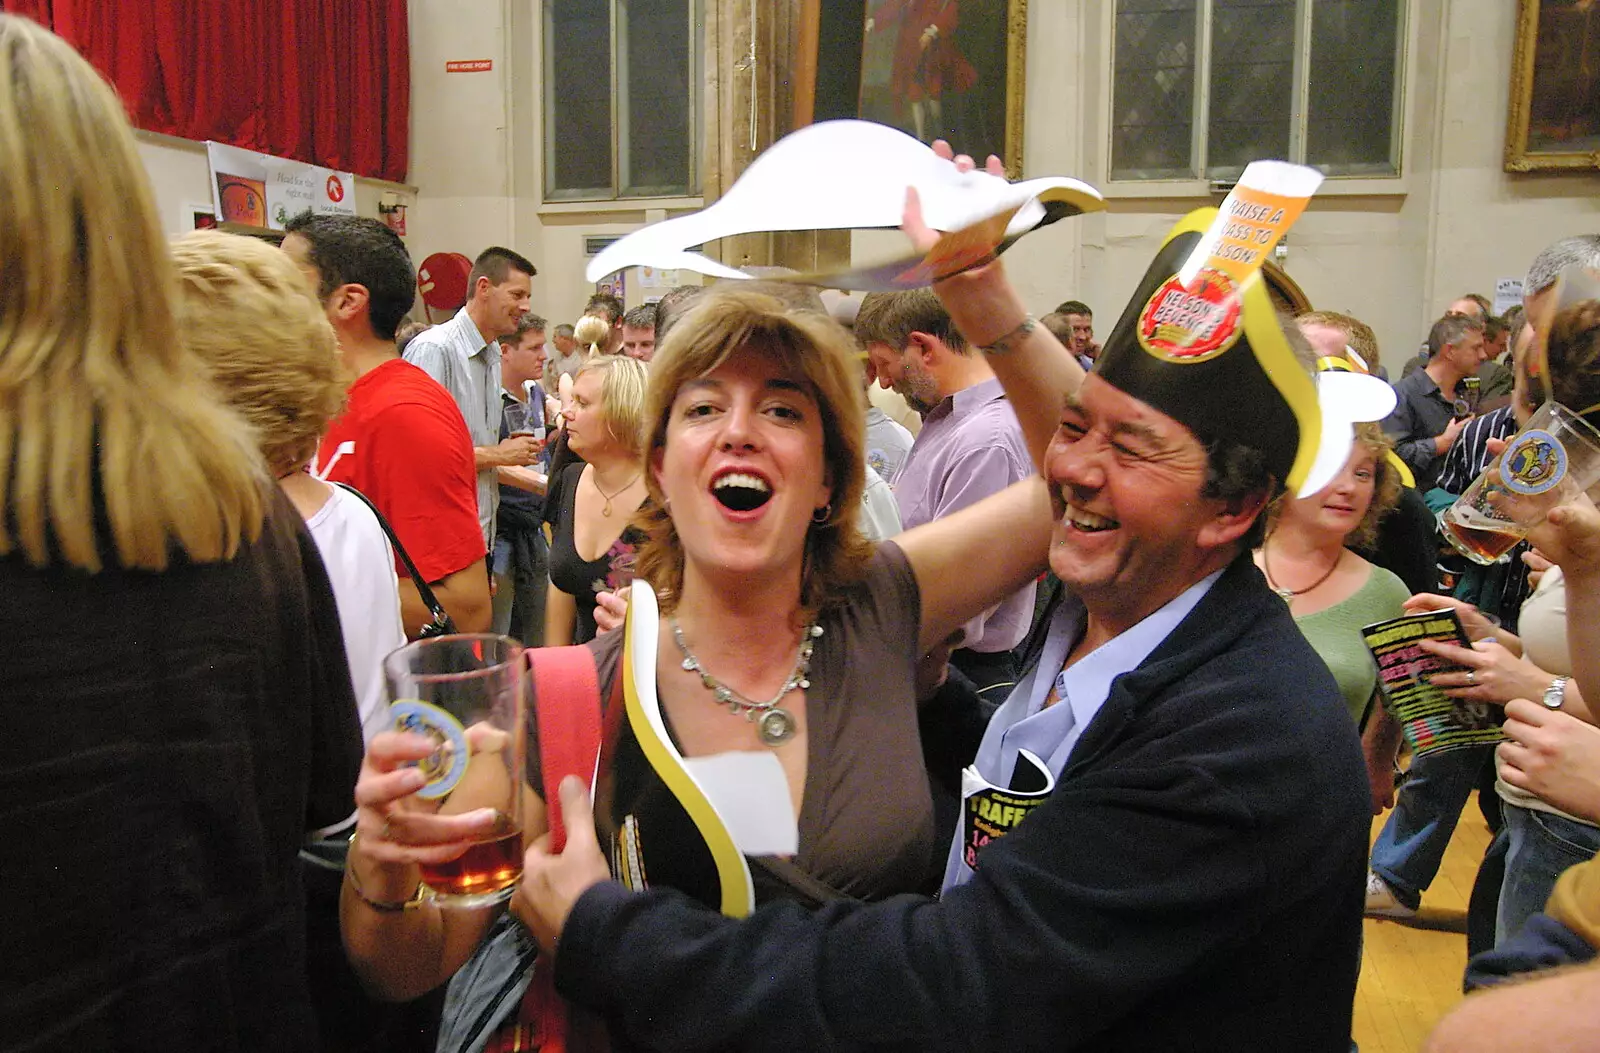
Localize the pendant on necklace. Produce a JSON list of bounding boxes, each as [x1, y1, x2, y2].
[[755, 707, 797, 747], [601, 501, 613, 517], [1273, 586, 1295, 602]]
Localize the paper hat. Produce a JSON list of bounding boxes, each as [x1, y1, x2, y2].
[[584, 120, 1104, 292], [1304, 351, 1410, 493], [1094, 209, 1322, 495]]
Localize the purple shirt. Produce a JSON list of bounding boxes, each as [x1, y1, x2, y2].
[[892, 377, 1035, 653]]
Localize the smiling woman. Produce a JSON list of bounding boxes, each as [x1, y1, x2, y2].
[[339, 268, 1076, 1047]]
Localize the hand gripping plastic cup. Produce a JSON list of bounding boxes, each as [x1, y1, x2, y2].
[[383, 634, 526, 907]]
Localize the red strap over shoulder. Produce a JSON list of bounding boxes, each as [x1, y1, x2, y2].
[[528, 645, 604, 852], [509, 645, 609, 1053]]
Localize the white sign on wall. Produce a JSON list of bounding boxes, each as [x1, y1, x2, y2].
[[206, 141, 356, 231], [1493, 277, 1525, 318]]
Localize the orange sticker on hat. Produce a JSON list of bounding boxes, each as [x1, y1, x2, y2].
[[1136, 267, 1243, 363]]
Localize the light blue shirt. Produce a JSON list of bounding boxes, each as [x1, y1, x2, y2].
[[942, 569, 1225, 890], [404, 307, 500, 546]]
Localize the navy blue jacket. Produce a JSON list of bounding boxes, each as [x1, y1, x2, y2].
[[554, 555, 1370, 1052]]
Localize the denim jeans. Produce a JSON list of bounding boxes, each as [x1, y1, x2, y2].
[[491, 527, 548, 647], [1370, 744, 1497, 908], [1497, 801, 1600, 945]]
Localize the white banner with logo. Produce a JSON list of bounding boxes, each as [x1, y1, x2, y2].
[[206, 141, 356, 231]]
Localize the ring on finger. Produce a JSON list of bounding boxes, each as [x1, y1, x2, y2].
[[381, 818, 394, 842], [1466, 670, 1477, 686]]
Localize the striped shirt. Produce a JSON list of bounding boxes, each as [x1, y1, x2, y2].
[[1438, 406, 1533, 630]]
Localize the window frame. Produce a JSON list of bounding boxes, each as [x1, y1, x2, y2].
[[1101, 0, 1413, 195], [541, 0, 704, 204]]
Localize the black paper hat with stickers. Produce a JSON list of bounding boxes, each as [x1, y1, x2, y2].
[[1093, 162, 1340, 497]]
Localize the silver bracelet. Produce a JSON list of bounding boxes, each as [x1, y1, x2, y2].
[[977, 315, 1038, 356]]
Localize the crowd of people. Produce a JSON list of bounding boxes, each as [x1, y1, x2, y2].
[[7, 11, 1600, 1052]]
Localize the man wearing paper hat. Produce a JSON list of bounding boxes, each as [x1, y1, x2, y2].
[[517, 158, 1370, 1051]]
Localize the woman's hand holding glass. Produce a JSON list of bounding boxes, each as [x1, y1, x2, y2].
[[349, 730, 506, 894]]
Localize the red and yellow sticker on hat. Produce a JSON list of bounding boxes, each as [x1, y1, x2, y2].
[[1136, 174, 1315, 364]]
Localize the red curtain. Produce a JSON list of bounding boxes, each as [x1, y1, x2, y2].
[[1, 0, 409, 183]]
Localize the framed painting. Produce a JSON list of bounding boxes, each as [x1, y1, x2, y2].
[[1506, 0, 1600, 172], [802, 0, 1028, 175]]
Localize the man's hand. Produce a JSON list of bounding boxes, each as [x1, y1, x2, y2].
[[478, 435, 545, 469], [1434, 415, 1471, 454], [1499, 698, 1600, 824], [514, 776, 613, 956]]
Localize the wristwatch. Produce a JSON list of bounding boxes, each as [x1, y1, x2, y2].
[[1542, 676, 1569, 711]]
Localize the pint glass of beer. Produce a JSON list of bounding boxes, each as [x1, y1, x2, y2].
[[1441, 401, 1600, 565], [383, 634, 526, 907]]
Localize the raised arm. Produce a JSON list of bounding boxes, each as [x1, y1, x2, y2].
[[903, 148, 1085, 469]]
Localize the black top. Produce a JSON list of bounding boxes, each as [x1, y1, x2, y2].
[[1384, 368, 1471, 491], [1359, 484, 1439, 597], [1, 488, 364, 1050], [553, 556, 1370, 1052], [543, 461, 647, 644]]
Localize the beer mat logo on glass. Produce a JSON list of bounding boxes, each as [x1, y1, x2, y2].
[[390, 700, 469, 799], [1501, 430, 1567, 496], [1135, 268, 1242, 363]]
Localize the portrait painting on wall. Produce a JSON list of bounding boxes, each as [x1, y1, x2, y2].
[[807, 0, 1027, 174], [1506, 0, 1600, 171]]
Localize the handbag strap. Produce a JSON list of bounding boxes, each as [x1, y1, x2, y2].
[[331, 481, 453, 632]]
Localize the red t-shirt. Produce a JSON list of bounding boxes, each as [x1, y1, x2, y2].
[[314, 359, 485, 583]]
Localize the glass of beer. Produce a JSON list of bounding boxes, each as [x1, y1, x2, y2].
[[502, 400, 543, 441], [1441, 401, 1600, 565], [383, 634, 526, 907]]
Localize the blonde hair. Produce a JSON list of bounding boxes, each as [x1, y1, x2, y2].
[[635, 285, 873, 618], [574, 354, 649, 458], [170, 231, 347, 476], [1298, 310, 1381, 370], [0, 16, 265, 572], [574, 314, 612, 356]]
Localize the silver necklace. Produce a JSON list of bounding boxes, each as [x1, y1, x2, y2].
[[669, 617, 822, 747]]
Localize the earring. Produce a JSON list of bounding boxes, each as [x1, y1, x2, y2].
[[812, 503, 832, 524]]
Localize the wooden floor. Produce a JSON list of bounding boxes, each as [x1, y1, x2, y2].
[[1352, 794, 1493, 1053]]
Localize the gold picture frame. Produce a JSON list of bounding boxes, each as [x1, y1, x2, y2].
[[1505, 0, 1600, 172], [800, 0, 1028, 176]]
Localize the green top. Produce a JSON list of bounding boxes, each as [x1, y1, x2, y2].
[[1293, 564, 1411, 728]]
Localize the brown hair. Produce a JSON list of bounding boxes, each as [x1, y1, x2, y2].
[[634, 285, 873, 618], [854, 288, 969, 355], [1546, 300, 1600, 421], [1266, 422, 1401, 550]]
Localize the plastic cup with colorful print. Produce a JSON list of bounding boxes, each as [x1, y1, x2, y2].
[[383, 634, 526, 907], [1441, 401, 1600, 565]]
